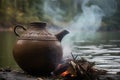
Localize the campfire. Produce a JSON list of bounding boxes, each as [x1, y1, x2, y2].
[[52, 53, 107, 80]]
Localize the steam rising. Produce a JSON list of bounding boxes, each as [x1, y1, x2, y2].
[[43, 0, 117, 57]]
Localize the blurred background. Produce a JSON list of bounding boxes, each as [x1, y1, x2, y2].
[[0, 0, 120, 29], [0, 0, 120, 73]]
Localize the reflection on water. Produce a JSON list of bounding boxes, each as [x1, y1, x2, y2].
[[72, 32, 120, 74], [0, 32, 18, 68], [0, 31, 120, 73]]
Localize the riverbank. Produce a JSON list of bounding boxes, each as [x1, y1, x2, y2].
[[0, 28, 13, 32], [0, 70, 120, 80], [0, 58, 120, 80]]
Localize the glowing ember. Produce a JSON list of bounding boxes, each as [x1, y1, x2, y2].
[[60, 71, 69, 77]]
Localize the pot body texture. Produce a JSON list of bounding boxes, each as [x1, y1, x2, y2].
[[13, 40, 62, 75], [13, 22, 67, 75]]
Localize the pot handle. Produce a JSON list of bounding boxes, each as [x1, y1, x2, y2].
[[14, 25, 26, 37]]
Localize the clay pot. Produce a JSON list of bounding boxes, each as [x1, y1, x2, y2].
[[13, 22, 69, 75]]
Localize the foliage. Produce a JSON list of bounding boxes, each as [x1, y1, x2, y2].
[[0, 0, 43, 27], [0, 0, 120, 30]]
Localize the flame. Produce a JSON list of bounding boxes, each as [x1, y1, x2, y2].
[[60, 70, 76, 77], [60, 70, 69, 77]]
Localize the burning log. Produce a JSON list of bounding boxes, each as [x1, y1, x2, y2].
[[7, 52, 104, 79], [51, 53, 108, 80], [60, 70, 70, 77], [52, 63, 69, 75]]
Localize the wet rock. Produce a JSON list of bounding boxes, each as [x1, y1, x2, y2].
[[0, 67, 12, 72], [116, 72, 120, 75], [0, 71, 36, 80], [36, 78, 43, 80], [0, 68, 4, 72], [0, 78, 6, 80], [4, 67, 12, 72]]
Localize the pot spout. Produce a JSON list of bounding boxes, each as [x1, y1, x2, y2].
[[55, 30, 69, 42]]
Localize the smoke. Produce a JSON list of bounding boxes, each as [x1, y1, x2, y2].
[[90, 0, 117, 16], [43, 0, 117, 57]]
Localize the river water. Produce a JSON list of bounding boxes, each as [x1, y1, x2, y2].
[[0, 31, 120, 73], [72, 31, 120, 74]]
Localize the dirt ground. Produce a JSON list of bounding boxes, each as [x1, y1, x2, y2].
[[0, 71, 120, 80]]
